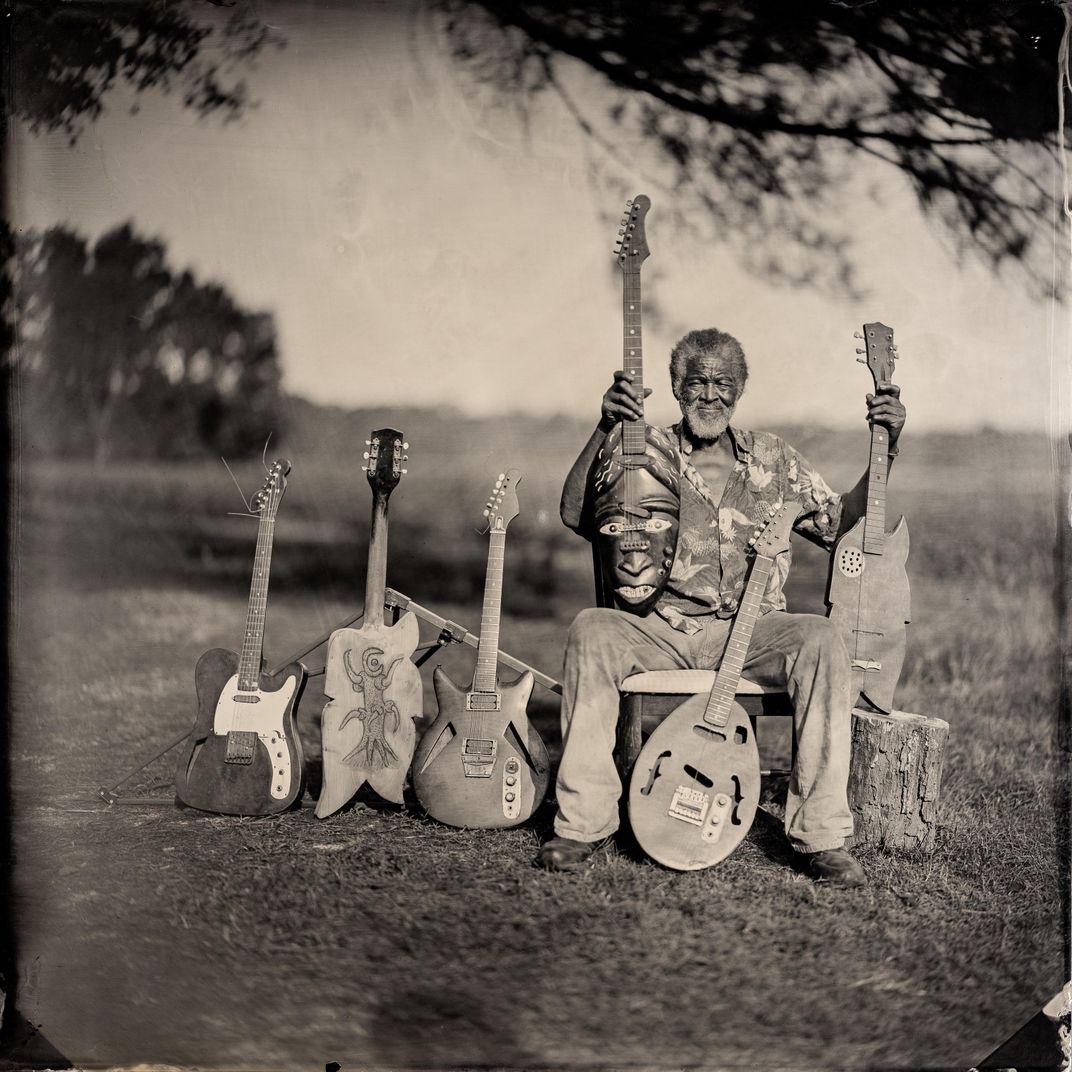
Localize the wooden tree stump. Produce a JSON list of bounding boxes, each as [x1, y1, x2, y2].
[[848, 707, 949, 853]]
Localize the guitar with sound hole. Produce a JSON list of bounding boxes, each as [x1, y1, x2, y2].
[[412, 470, 550, 827], [316, 428, 423, 817], [825, 322, 911, 713], [175, 459, 306, 815], [590, 194, 681, 617], [627, 503, 797, 870]]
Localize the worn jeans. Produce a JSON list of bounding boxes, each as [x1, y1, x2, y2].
[[554, 607, 855, 853]]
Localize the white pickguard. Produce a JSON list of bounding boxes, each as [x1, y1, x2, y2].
[[212, 674, 299, 800]]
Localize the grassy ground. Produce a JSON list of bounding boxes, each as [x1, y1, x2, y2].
[[5, 427, 1069, 1071]]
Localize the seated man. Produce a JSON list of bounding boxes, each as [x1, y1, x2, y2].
[[539, 327, 905, 887]]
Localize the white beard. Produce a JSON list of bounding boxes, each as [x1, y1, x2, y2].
[[684, 403, 733, 441]]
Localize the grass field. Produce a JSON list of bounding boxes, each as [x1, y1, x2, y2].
[[5, 413, 1069, 1071]]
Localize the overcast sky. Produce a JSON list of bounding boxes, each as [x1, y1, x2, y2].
[[9, 1, 1069, 434]]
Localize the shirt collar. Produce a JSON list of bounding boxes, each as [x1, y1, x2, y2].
[[672, 421, 754, 461]]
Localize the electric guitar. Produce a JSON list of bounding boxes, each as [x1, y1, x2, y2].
[[412, 470, 550, 827], [175, 460, 306, 815], [826, 322, 911, 713], [316, 428, 422, 817], [627, 503, 797, 870], [590, 194, 681, 617]]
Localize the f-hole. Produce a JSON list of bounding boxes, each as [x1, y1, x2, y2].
[[639, 750, 671, 796], [683, 764, 713, 789], [730, 774, 744, 826], [734, 725, 748, 745]]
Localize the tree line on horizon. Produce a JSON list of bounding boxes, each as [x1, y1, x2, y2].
[[10, 222, 285, 463]]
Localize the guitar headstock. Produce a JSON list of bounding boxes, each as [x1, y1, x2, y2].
[[855, 322, 898, 390], [752, 502, 798, 558], [363, 428, 409, 494], [482, 468, 521, 534], [254, 458, 291, 517], [614, 194, 651, 271]]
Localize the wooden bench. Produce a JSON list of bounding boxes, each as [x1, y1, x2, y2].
[[615, 670, 794, 776]]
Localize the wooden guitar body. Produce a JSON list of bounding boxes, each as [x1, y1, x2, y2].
[[316, 609, 423, 815], [412, 667, 549, 829], [628, 694, 760, 870], [175, 647, 306, 816], [827, 514, 911, 714]]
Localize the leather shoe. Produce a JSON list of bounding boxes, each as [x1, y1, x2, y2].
[[536, 835, 612, 872], [796, 847, 867, 888]]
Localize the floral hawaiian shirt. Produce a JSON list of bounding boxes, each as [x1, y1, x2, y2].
[[656, 423, 843, 633]]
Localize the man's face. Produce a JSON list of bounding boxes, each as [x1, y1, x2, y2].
[[676, 353, 743, 441]]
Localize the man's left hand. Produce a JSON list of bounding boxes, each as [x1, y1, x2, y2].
[[866, 382, 905, 448]]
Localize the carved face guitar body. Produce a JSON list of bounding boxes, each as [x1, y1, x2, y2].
[[174, 459, 306, 816], [627, 504, 796, 870], [316, 429, 423, 817], [826, 322, 911, 713], [411, 470, 550, 827], [592, 195, 680, 617], [175, 649, 306, 815]]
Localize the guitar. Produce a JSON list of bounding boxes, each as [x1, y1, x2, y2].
[[627, 503, 797, 870], [316, 428, 423, 817], [825, 322, 911, 713], [412, 470, 550, 828], [590, 194, 680, 617], [175, 459, 306, 816]]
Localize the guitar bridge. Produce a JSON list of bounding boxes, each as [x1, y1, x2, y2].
[[461, 737, 497, 778], [668, 785, 709, 827], [852, 659, 882, 672], [224, 730, 258, 765]]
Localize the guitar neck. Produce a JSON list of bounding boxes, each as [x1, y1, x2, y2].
[[473, 530, 506, 694], [863, 422, 889, 554], [621, 268, 646, 456], [701, 554, 774, 727], [363, 490, 390, 628], [237, 509, 277, 690]]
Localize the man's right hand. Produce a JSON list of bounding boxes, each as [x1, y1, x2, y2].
[[600, 370, 652, 430]]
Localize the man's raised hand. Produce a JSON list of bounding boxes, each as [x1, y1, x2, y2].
[[866, 382, 906, 448], [600, 370, 652, 430]]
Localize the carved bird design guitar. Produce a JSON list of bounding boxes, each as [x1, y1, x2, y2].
[[825, 323, 911, 713], [175, 459, 306, 816], [627, 503, 797, 870], [412, 470, 550, 828], [316, 428, 423, 817], [590, 195, 681, 617]]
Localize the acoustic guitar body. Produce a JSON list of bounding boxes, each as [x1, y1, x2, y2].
[[826, 515, 911, 714], [316, 610, 423, 815], [627, 694, 760, 871], [175, 647, 306, 816], [412, 667, 549, 829]]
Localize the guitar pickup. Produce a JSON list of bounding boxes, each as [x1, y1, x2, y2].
[[232, 693, 261, 704], [224, 730, 258, 765], [852, 659, 882, 672], [466, 692, 501, 712], [461, 737, 497, 778]]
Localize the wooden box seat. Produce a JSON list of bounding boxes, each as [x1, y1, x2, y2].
[[616, 670, 794, 777]]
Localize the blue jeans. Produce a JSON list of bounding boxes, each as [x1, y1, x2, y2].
[[554, 607, 855, 853]]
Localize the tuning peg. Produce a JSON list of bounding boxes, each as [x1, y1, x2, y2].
[[853, 331, 863, 339], [401, 468, 408, 475], [483, 509, 489, 517], [856, 357, 867, 364], [402, 442, 409, 450], [362, 452, 370, 460]]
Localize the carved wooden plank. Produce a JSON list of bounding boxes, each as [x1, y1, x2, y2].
[[848, 707, 949, 853]]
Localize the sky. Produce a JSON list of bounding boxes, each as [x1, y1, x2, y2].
[[8, 1, 1070, 434]]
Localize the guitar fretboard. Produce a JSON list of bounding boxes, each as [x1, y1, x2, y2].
[[473, 530, 506, 694], [621, 268, 645, 456], [702, 556, 773, 727], [238, 504, 278, 691], [863, 424, 888, 555]]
